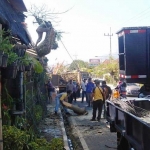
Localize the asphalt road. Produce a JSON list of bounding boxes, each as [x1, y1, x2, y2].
[[68, 98, 117, 150]]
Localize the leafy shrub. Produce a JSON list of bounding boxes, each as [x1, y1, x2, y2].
[[3, 125, 64, 150], [3, 125, 30, 150], [49, 138, 64, 150], [33, 105, 43, 123]]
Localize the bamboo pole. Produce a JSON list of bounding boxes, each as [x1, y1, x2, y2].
[[0, 24, 3, 150]]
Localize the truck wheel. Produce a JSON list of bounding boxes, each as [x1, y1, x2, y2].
[[110, 122, 116, 132], [117, 135, 130, 150]]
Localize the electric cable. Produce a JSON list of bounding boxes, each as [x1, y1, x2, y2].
[[60, 39, 79, 70], [60, 39, 74, 61], [131, 12, 150, 25], [119, 6, 150, 26]]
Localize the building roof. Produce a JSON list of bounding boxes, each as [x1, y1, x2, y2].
[[9, 0, 27, 12], [0, 0, 31, 45]]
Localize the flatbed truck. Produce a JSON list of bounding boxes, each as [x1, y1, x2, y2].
[[106, 26, 150, 150]]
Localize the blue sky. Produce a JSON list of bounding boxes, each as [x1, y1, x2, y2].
[[24, 0, 150, 66]]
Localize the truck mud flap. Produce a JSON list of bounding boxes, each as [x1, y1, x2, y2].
[[110, 121, 116, 132]]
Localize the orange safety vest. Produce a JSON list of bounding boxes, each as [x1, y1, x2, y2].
[[113, 89, 120, 99]]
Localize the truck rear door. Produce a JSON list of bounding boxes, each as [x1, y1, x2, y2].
[[117, 27, 150, 83]]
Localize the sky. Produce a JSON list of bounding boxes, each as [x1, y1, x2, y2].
[[23, 0, 150, 66]]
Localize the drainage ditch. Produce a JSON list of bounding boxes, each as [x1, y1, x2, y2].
[[62, 113, 84, 150]]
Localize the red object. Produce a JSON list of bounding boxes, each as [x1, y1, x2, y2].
[[2, 104, 8, 110], [119, 81, 122, 84]]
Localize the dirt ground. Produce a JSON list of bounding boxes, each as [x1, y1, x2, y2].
[[38, 107, 63, 142]]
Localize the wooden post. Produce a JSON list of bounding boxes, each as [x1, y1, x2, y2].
[[0, 23, 3, 150]]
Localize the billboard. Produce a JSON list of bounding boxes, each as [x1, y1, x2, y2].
[[89, 59, 100, 66]]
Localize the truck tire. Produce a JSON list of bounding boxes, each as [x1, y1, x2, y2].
[[117, 134, 130, 150], [110, 122, 116, 132]]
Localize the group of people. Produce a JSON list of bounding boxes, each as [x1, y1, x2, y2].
[[46, 77, 113, 122], [46, 77, 150, 121], [66, 80, 80, 103], [81, 78, 112, 121]]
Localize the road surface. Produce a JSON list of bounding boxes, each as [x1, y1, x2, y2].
[[68, 98, 117, 150]]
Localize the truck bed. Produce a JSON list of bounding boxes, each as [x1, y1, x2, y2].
[[106, 99, 150, 150]]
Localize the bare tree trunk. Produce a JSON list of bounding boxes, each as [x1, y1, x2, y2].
[[62, 101, 87, 115]]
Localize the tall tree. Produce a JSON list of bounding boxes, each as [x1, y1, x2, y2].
[[69, 60, 88, 71], [91, 57, 119, 84]]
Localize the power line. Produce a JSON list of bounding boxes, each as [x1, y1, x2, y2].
[[60, 39, 74, 61], [120, 7, 150, 26], [60, 39, 79, 70], [128, 10, 150, 25], [131, 12, 150, 25]]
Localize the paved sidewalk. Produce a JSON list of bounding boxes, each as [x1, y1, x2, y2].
[[68, 98, 117, 150], [38, 101, 70, 150]]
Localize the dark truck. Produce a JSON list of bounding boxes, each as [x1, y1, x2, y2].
[[106, 27, 150, 150], [51, 71, 90, 93]]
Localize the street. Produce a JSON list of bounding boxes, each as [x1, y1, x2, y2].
[[67, 98, 117, 150]]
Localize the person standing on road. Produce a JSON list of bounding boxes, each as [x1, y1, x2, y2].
[[54, 90, 72, 115], [91, 80, 105, 121], [118, 81, 127, 98], [46, 79, 55, 103], [73, 81, 77, 102], [76, 82, 81, 98], [81, 79, 87, 103], [101, 81, 112, 100], [66, 79, 75, 103], [86, 77, 95, 107], [101, 81, 112, 118]]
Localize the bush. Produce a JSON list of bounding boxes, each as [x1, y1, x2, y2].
[[33, 105, 43, 123], [50, 138, 64, 150], [3, 125, 30, 150], [3, 125, 64, 150]]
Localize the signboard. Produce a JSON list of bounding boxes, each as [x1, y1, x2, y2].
[[89, 59, 100, 66]]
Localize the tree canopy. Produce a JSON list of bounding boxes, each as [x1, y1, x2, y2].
[[92, 57, 119, 84], [69, 60, 88, 71]]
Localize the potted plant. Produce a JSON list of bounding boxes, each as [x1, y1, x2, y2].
[[21, 54, 33, 71], [18, 61, 25, 72], [0, 30, 14, 67], [13, 48, 26, 57], [2, 53, 8, 67], [2, 51, 19, 79]]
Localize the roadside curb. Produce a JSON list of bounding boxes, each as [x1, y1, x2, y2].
[[59, 109, 70, 150], [69, 117, 89, 150]]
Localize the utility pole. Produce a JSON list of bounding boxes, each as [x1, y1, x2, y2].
[[73, 54, 78, 60], [104, 27, 113, 58]]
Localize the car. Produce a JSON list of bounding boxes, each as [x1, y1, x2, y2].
[[126, 83, 140, 97], [92, 78, 105, 85], [107, 84, 116, 90]]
